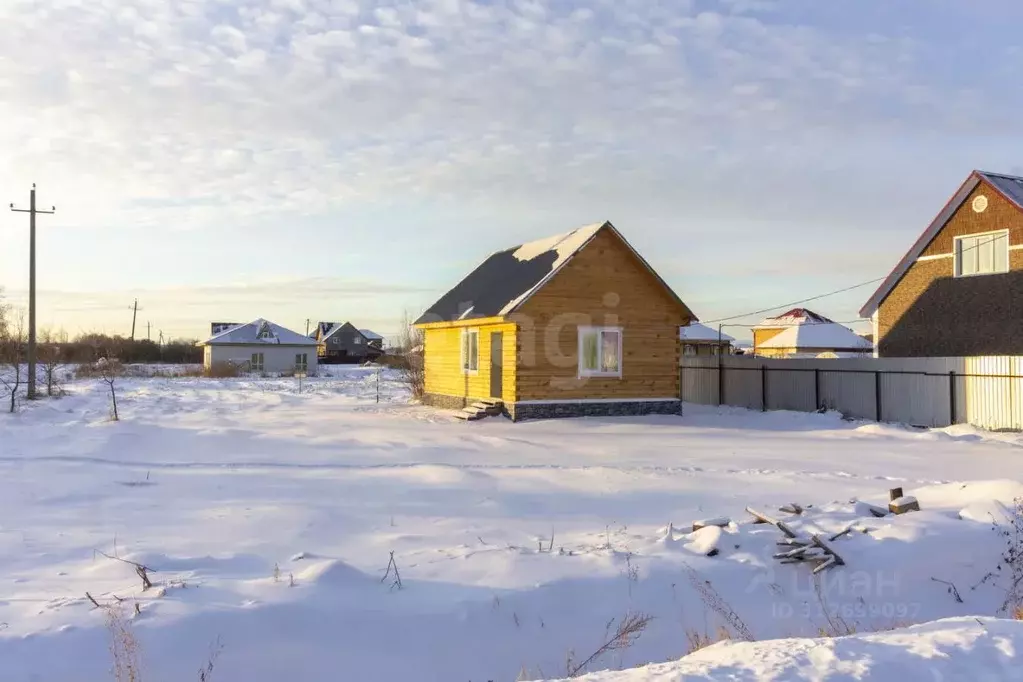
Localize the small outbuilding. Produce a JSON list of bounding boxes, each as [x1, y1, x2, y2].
[[681, 322, 735, 356], [199, 319, 318, 374]]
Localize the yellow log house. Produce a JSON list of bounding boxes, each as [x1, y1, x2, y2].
[[414, 221, 696, 421]]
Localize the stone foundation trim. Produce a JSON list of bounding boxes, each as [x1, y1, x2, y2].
[[509, 399, 682, 422], [513, 397, 679, 405]]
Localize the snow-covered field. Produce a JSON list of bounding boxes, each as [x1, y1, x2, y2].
[[2, 367, 1023, 681]]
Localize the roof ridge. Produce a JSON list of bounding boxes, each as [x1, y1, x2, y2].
[[978, 169, 1023, 181]]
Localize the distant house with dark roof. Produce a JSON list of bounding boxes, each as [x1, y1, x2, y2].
[[310, 321, 383, 364], [752, 308, 871, 358], [414, 221, 696, 421], [860, 170, 1023, 357]]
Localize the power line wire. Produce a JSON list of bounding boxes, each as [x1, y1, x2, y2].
[[704, 231, 1008, 325], [703, 278, 885, 324]]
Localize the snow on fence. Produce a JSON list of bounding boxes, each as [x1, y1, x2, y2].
[[680, 355, 1023, 431]]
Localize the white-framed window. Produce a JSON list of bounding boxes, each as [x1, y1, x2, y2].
[[460, 328, 479, 374], [954, 230, 1009, 277], [251, 352, 265, 372], [683, 344, 697, 357], [578, 326, 622, 378], [353, 336, 363, 345], [295, 353, 308, 372]]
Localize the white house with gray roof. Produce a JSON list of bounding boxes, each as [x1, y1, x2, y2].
[[199, 319, 319, 374]]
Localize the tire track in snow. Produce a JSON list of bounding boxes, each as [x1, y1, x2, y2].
[[0, 455, 946, 485]]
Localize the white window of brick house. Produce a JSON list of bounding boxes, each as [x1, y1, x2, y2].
[[578, 326, 622, 377], [460, 328, 479, 374], [954, 230, 1009, 277]]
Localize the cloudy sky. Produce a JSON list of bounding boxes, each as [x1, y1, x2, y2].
[[2, 0, 1021, 342]]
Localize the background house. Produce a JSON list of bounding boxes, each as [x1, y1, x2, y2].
[[199, 319, 318, 374], [680, 322, 734, 356], [752, 308, 871, 358], [311, 321, 383, 364], [861, 170, 1023, 357], [358, 329, 385, 349], [414, 221, 695, 421]]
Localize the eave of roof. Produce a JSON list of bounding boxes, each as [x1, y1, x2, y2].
[[859, 170, 1023, 317]]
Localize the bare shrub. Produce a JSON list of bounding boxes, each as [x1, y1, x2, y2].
[[203, 361, 243, 379], [106, 605, 144, 682], [93, 358, 125, 421], [565, 611, 652, 677], [102, 601, 223, 682], [37, 333, 68, 398], [684, 626, 731, 655], [812, 575, 857, 637], [0, 306, 25, 414], [682, 562, 754, 642], [394, 311, 424, 400], [1001, 497, 1023, 616]]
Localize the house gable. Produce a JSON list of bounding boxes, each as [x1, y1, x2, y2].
[[512, 226, 693, 401], [871, 173, 1023, 356], [861, 170, 1023, 317]]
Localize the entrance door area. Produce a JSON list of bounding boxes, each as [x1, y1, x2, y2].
[[490, 331, 503, 399]]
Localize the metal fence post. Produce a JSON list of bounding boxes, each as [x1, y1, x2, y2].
[[761, 364, 767, 412], [717, 360, 724, 406], [814, 368, 821, 411], [874, 371, 883, 422], [948, 370, 956, 425]]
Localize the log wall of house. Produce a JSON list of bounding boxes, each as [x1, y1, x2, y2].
[[422, 321, 517, 403], [512, 228, 690, 402]]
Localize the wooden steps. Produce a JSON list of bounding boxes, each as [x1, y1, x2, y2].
[[453, 399, 504, 421]]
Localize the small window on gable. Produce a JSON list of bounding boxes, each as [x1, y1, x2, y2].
[[461, 329, 479, 373], [578, 327, 622, 377], [955, 230, 1009, 277], [354, 336, 362, 345], [257, 321, 274, 340]]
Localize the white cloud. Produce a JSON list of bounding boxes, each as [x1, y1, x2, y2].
[[0, 0, 1019, 331]]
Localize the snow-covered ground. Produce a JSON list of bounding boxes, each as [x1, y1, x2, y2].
[[1, 367, 1023, 681]]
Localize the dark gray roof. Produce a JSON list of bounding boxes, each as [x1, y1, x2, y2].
[[860, 170, 1023, 317], [416, 221, 694, 324], [979, 171, 1023, 209]]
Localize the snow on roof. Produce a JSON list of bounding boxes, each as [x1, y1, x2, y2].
[[202, 319, 318, 346], [757, 322, 873, 350], [358, 329, 383, 340], [680, 322, 735, 342], [755, 308, 835, 328], [415, 221, 694, 324]]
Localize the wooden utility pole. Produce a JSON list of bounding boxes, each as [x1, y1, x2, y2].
[[130, 298, 139, 340], [306, 318, 311, 336], [10, 184, 56, 400], [147, 320, 151, 341]]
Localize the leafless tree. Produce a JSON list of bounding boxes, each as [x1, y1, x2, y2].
[[395, 310, 425, 400], [96, 358, 126, 421], [0, 301, 26, 414], [37, 329, 68, 398]]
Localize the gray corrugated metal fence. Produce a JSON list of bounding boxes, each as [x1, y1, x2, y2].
[[680, 356, 1023, 431]]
